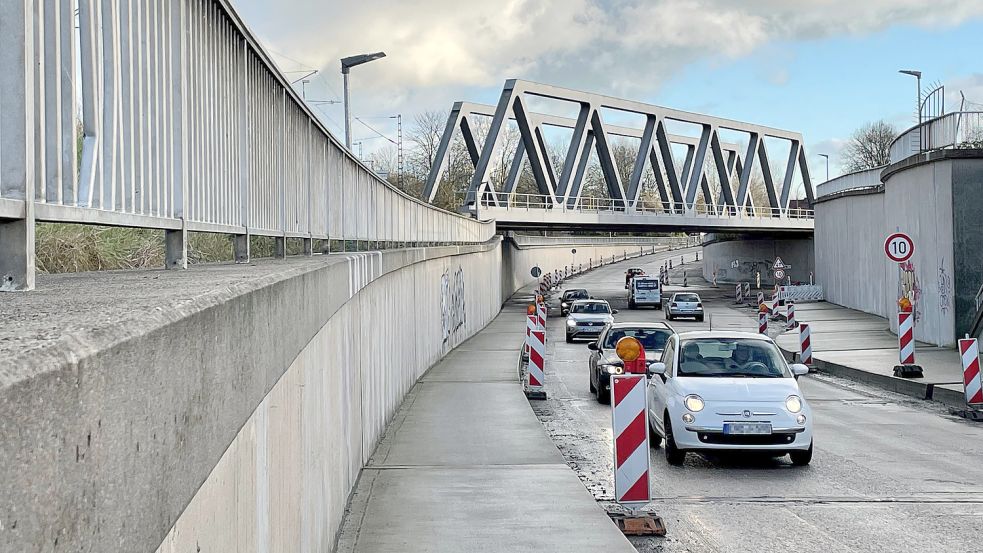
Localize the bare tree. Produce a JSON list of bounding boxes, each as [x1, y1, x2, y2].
[[842, 120, 897, 172]]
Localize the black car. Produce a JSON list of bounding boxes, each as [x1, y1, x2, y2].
[[560, 288, 590, 316], [587, 322, 674, 403]]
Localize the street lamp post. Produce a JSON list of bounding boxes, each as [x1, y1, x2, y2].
[[818, 153, 829, 181], [341, 51, 386, 150], [899, 69, 922, 150]]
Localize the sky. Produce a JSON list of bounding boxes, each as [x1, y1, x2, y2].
[[230, 0, 983, 181]]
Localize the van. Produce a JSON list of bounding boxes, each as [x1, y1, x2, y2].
[[628, 277, 661, 309]]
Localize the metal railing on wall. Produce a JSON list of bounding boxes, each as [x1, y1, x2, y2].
[[0, 0, 494, 291], [814, 166, 884, 199], [889, 111, 983, 164]]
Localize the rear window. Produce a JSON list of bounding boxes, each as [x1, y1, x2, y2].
[[604, 328, 671, 351], [635, 279, 659, 290], [564, 290, 589, 300], [674, 293, 700, 302]]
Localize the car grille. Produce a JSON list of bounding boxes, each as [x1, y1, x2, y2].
[[696, 432, 798, 446]]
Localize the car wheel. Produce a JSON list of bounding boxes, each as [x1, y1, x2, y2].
[[565, 334, 573, 343], [655, 303, 662, 310], [649, 421, 663, 449], [597, 384, 610, 405], [665, 312, 673, 321], [629, 300, 636, 309], [664, 414, 685, 465], [790, 441, 813, 466], [589, 372, 596, 393], [696, 315, 704, 322]]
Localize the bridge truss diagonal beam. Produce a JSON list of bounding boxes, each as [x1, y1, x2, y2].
[[424, 80, 814, 218]]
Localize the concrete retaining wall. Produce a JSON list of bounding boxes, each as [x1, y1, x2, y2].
[[0, 234, 681, 553], [700, 234, 815, 286], [813, 152, 983, 346]]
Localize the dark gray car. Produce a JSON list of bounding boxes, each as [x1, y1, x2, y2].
[[587, 322, 674, 403]]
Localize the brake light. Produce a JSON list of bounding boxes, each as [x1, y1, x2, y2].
[[671, 303, 678, 308], [697, 303, 703, 308]]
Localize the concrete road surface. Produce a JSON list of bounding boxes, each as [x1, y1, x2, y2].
[[534, 250, 983, 552]]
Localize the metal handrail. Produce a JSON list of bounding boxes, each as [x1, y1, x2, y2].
[[470, 192, 814, 220], [889, 111, 983, 164]]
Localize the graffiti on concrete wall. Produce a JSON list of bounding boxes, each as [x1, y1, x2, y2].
[[938, 258, 953, 315], [441, 267, 467, 342], [899, 260, 922, 322]]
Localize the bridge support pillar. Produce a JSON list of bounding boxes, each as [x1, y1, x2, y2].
[[164, 229, 188, 269], [233, 234, 250, 263], [0, 217, 34, 291], [274, 237, 287, 259]]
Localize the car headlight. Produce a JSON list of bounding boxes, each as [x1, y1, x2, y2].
[[561, 302, 568, 308], [683, 394, 705, 412], [796, 414, 807, 425], [601, 364, 623, 375], [566, 319, 576, 326], [785, 395, 803, 413]]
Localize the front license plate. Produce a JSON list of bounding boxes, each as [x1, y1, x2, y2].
[[723, 422, 772, 435]]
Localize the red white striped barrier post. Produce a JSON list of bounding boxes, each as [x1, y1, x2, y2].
[[961, 337, 983, 406], [799, 323, 813, 366], [893, 311, 923, 377], [786, 301, 796, 328], [758, 311, 768, 334], [743, 282, 750, 302], [756, 291, 764, 308], [525, 305, 537, 356], [898, 311, 915, 365], [735, 284, 743, 304], [526, 315, 547, 400], [536, 296, 547, 330], [611, 336, 650, 506]]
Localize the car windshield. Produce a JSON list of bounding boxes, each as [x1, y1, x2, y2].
[[674, 293, 700, 303], [676, 338, 790, 378], [564, 290, 589, 300], [571, 302, 611, 314], [604, 328, 671, 351]]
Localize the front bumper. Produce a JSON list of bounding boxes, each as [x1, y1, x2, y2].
[[671, 405, 812, 451]]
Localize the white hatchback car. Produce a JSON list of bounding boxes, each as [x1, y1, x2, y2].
[[646, 331, 813, 466]]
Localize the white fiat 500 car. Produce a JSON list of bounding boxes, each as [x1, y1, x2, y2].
[[646, 331, 813, 466]]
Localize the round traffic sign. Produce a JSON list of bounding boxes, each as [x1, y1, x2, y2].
[[571, 248, 577, 254], [774, 269, 786, 280], [884, 233, 914, 263], [531, 266, 542, 278]]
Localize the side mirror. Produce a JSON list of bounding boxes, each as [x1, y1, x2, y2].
[[587, 342, 598, 351], [790, 363, 809, 377], [612, 309, 619, 314], [647, 362, 667, 378]]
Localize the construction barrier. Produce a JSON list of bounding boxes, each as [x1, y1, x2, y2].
[[960, 337, 983, 405], [756, 292, 764, 307], [536, 297, 548, 330], [777, 285, 824, 302], [787, 301, 796, 328], [611, 374, 650, 504], [735, 284, 743, 304], [758, 311, 768, 334], [799, 323, 813, 366], [743, 282, 751, 301], [527, 325, 547, 396], [898, 312, 915, 365], [525, 307, 537, 355]]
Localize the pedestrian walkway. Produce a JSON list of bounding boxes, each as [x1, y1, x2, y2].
[[336, 286, 635, 552], [774, 302, 966, 405]]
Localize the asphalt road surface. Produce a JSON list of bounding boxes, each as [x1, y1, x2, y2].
[[532, 248, 983, 553]]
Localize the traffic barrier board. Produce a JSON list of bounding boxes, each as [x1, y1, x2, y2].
[[960, 338, 983, 406], [611, 375, 650, 505], [799, 323, 812, 366], [527, 327, 546, 392], [898, 311, 915, 365]]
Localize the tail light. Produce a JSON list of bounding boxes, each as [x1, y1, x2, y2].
[[671, 303, 678, 308], [696, 303, 703, 308]]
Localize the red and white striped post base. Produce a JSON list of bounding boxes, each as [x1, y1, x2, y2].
[[526, 323, 547, 400], [758, 311, 768, 334], [799, 323, 812, 366], [960, 337, 983, 406], [893, 311, 923, 378], [786, 301, 796, 329], [611, 375, 651, 505]]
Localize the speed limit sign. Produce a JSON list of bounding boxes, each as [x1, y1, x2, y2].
[[774, 269, 786, 280], [884, 233, 914, 263]]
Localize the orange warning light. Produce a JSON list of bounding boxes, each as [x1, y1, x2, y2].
[[527, 304, 537, 315], [616, 336, 643, 362]]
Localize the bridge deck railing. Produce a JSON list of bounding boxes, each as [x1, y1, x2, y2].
[[0, 0, 493, 291], [475, 193, 814, 220], [889, 111, 983, 164]]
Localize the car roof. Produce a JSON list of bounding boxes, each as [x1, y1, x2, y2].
[[570, 298, 609, 305], [607, 321, 672, 330], [671, 291, 701, 297], [633, 276, 659, 281], [674, 330, 772, 341], [563, 288, 589, 293]]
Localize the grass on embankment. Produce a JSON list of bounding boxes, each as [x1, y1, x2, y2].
[[34, 223, 315, 274]]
